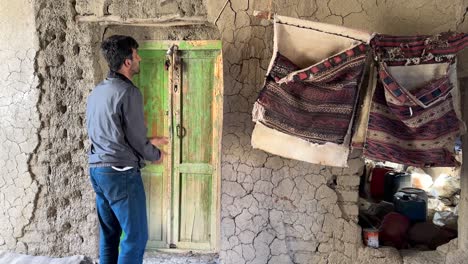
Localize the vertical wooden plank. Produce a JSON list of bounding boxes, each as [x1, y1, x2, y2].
[[179, 174, 212, 242], [177, 50, 212, 246], [134, 49, 170, 248], [212, 52, 224, 250], [459, 78, 468, 249], [181, 52, 214, 164], [164, 43, 174, 247], [171, 46, 183, 248], [179, 174, 191, 241], [165, 44, 175, 248], [148, 173, 162, 241], [142, 171, 150, 231]]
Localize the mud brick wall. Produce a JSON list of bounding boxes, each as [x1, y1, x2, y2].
[[0, 0, 466, 263]]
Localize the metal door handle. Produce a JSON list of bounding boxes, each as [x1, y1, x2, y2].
[[176, 124, 186, 138]]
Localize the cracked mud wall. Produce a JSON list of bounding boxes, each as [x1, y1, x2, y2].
[[20, 0, 217, 258], [3, 0, 218, 258], [19, 0, 102, 256], [0, 0, 40, 254], [1, 0, 467, 263], [208, 0, 468, 263]]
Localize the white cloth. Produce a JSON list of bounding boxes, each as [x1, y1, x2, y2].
[[0, 251, 90, 264], [111, 166, 133, 171]]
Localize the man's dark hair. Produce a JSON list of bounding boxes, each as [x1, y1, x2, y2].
[[101, 35, 139, 72]]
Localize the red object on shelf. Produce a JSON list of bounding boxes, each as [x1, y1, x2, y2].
[[380, 212, 410, 249], [370, 167, 393, 200]]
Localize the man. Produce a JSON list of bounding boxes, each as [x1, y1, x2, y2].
[[86, 35, 168, 264]]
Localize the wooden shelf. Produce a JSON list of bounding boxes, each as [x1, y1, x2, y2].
[[75, 15, 208, 27]]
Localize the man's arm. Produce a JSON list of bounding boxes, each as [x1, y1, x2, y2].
[[122, 87, 161, 162]]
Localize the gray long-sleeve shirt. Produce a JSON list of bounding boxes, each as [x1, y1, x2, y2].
[[86, 71, 161, 168]]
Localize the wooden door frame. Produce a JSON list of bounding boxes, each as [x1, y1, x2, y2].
[[138, 40, 223, 251]]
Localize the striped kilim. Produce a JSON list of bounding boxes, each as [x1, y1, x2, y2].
[[371, 32, 468, 66], [253, 43, 369, 144], [364, 32, 468, 167]]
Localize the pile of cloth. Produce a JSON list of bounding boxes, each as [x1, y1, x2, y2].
[[409, 167, 460, 230]]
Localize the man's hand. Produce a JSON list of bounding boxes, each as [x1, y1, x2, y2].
[[152, 150, 167, 165], [149, 136, 169, 147], [150, 136, 168, 165]]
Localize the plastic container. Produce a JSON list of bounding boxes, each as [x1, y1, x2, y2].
[[363, 228, 379, 248], [394, 187, 428, 222], [370, 167, 393, 200], [383, 172, 412, 202]]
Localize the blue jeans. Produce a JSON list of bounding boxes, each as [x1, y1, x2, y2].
[[90, 167, 148, 264]]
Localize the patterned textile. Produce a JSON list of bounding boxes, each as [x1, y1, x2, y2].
[[371, 33, 468, 66], [254, 44, 369, 144], [251, 15, 372, 167], [364, 33, 468, 167]]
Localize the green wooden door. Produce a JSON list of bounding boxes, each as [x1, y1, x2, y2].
[[133, 49, 170, 249], [135, 41, 223, 251]]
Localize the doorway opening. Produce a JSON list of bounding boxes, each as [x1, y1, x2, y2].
[[133, 40, 223, 251]]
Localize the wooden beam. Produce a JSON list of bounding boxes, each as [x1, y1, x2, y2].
[[459, 77, 468, 250], [75, 15, 208, 27]]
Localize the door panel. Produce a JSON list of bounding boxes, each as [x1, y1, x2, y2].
[[133, 49, 170, 248], [172, 49, 221, 250], [179, 173, 212, 242], [144, 168, 164, 241], [181, 51, 215, 164]]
